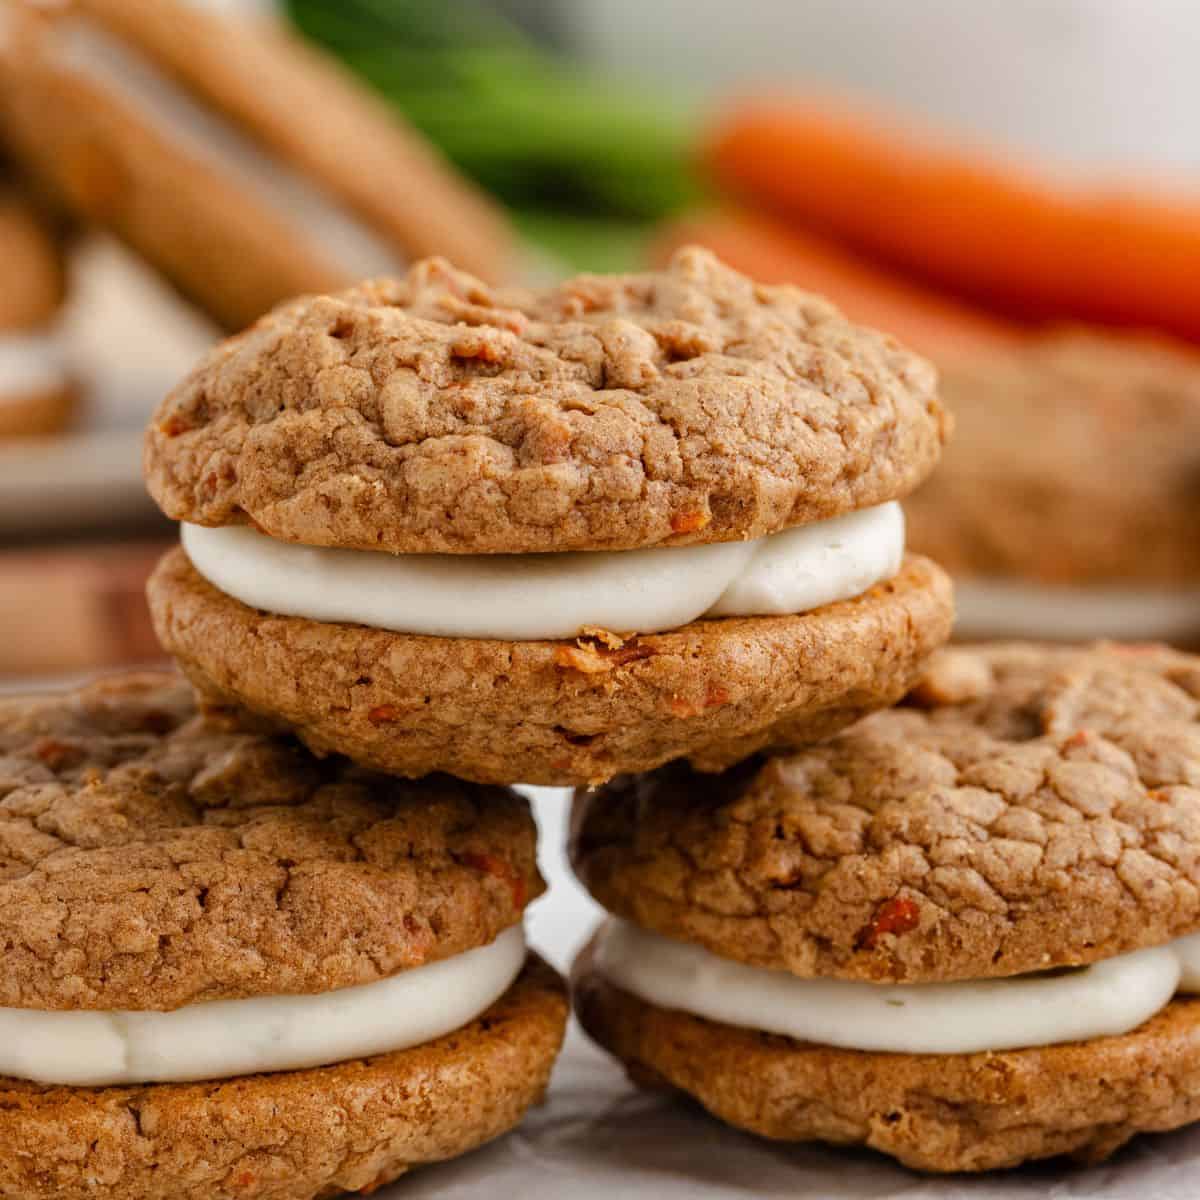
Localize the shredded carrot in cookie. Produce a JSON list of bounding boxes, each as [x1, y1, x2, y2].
[[457, 851, 527, 910], [554, 637, 655, 674], [856, 896, 920, 950], [670, 509, 711, 535], [367, 704, 402, 726]]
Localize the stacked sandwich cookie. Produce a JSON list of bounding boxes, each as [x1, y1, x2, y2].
[[571, 643, 1200, 1172], [122, 246, 953, 1191], [0, 674, 566, 1199], [0, 185, 74, 438], [143, 247, 953, 786]]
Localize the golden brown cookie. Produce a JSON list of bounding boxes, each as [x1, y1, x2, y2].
[[0, 0, 513, 332], [573, 938, 1200, 1174], [146, 249, 948, 554], [572, 641, 1200, 1172], [0, 672, 542, 1009], [0, 187, 67, 329], [142, 249, 952, 783], [0, 954, 566, 1200], [0, 672, 566, 1197], [0, 186, 75, 437], [571, 642, 1200, 982], [148, 546, 953, 786]]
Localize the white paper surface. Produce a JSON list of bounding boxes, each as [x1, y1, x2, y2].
[[375, 788, 1200, 1198]]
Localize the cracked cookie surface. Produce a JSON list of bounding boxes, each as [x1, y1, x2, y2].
[[0, 954, 567, 1200], [148, 547, 953, 786], [573, 940, 1200, 1173], [0, 672, 541, 1010], [571, 643, 1200, 982], [145, 247, 947, 554]]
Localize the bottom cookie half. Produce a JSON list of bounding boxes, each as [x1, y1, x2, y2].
[[148, 547, 953, 787], [573, 944, 1200, 1173], [0, 956, 567, 1200]]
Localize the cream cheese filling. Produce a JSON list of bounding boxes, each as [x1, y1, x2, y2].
[[182, 502, 905, 641], [0, 331, 69, 401], [55, 19, 405, 281], [594, 920, 1200, 1056], [954, 578, 1200, 642], [0, 923, 525, 1087]]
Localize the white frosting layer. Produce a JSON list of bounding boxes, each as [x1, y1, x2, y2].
[[0, 332, 69, 400], [181, 502, 904, 641], [595, 919, 1200, 1055], [0, 924, 525, 1087], [706, 504, 905, 618], [56, 20, 404, 281], [955, 578, 1200, 642]]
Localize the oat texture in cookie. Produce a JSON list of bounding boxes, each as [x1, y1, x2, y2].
[[0, 672, 541, 1011], [0, 672, 568, 1199], [146, 248, 947, 555], [572, 642, 1200, 982]]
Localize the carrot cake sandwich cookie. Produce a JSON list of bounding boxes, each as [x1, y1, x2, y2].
[[0, 673, 566, 1200], [144, 248, 954, 785], [571, 642, 1200, 1171], [0, 184, 74, 438], [0, 0, 513, 331], [906, 330, 1200, 646]]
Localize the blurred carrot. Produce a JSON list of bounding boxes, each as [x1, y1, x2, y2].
[[708, 99, 1200, 342], [654, 210, 1019, 359]]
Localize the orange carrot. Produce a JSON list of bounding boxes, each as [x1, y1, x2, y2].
[[653, 209, 1020, 360], [708, 98, 1200, 342]]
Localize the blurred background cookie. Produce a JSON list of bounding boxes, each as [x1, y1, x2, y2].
[[0, 184, 74, 439], [0, 0, 515, 332], [905, 331, 1200, 645]]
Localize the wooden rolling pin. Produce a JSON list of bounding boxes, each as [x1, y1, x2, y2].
[[0, 541, 171, 678]]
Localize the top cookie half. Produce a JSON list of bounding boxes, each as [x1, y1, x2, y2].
[[0, 672, 541, 1011], [572, 642, 1200, 983], [145, 248, 948, 555]]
